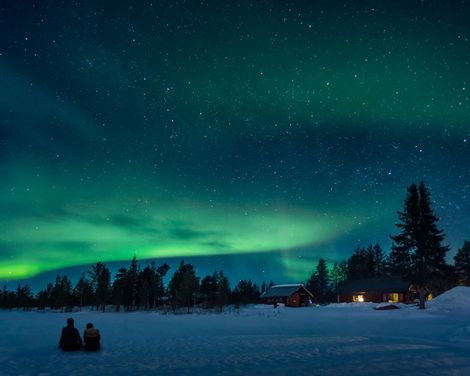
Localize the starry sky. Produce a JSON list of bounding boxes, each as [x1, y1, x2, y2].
[[0, 0, 469, 287]]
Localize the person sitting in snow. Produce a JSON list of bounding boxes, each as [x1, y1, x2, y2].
[[83, 322, 101, 351], [59, 318, 83, 351]]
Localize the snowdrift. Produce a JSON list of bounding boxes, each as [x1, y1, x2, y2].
[[428, 286, 470, 313]]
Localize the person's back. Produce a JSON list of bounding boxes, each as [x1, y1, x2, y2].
[[59, 318, 82, 351], [83, 322, 101, 351]]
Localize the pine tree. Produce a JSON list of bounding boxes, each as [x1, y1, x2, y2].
[[331, 261, 347, 295], [112, 267, 128, 311], [455, 240, 470, 286], [138, 264, 154, 310], [390, 183, 420, 277], [232, 279, 260, 306], [74, 274, 93, 310], [168, 261, 199, 313], [43, 282, 54, 309], [88, 262, 111, 311], [53, 275, 72, 311], [0, 285, 6, 309], [200, 273, 217, 308], [371, 244, 388, 277], [391, 182, 449, 309], [347, 246, 375, 279], [36, 289, 48, 311], [16, 284, 33, 310], [306, 259, 331, 304], [261, 281, 267, 294], [155, 262, 170, 306], [215, 270, 231, 311], [128, 255, 139, 310], [413, 182, 449, 307]]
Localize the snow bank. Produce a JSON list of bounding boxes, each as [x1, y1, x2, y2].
[[427, 286, 470, 313], [325, 302, 377, 309]]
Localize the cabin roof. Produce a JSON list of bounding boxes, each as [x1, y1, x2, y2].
[[261, 284, 313, 298], [338, 277, 410, 294]]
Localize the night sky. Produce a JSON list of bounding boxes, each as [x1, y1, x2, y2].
[[1, 0, 469, 287]]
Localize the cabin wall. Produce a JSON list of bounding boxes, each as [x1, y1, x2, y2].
[[286, 293, 300, 307], [262, 294, 311, 307], [338, 292, 407, 303], [261, 297, 288, 305], [261, 286, 313, 307]]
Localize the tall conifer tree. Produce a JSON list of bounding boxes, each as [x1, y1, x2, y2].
[[390, 183, 419, 276], [391, 182, 449, 308], [455, 240, 470, 286]]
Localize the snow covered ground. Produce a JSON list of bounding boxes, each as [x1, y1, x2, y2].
[[2, 288, 470, 376]]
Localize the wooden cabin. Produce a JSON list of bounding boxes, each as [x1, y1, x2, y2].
[[260, 284, 313, 307], [337, 277, 412, 303]]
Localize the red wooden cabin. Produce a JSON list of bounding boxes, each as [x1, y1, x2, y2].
[[260, 284, 313, 307]]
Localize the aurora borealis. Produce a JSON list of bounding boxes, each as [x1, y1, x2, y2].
[[0, 1, 469, 286]]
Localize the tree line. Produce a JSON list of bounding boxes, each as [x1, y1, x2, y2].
[[305, 182, 470, 308], [1, 182, 470, 311], [0, 256, 273, 312]]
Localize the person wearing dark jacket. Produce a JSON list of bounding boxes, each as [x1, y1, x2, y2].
[[59, 318, 82, 351], [83, 322, 101, 351]]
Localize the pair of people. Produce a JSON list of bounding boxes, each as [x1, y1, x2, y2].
[[59, 318, 101, 351]]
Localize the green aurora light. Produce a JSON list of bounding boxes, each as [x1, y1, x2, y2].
[[0, 1, 469, 284]]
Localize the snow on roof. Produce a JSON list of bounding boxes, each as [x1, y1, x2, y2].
[[261, 284, 313, 298]]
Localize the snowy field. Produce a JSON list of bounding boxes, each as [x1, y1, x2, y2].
[[1, 287, 470, 376]]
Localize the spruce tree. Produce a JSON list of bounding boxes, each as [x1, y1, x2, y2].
[[16, 284, 33, 310], [331, 261, 347, 295], [391, 182, 449, 309], [155, 263, 170, 305], [88, 262, 111, 311], [138, 267, 152, 310], [215, 270, 231, 311], [36, 289, 48, 311], [0, 285, 6, 309], [128, 255, 139, 310], [44, 282, 54, 309], [232, 279, 260, 305], [261, 281, 267, 294], [371, 244, 388, 277], [455, 240, 470, 286], [200, 273, 217, 308], [168, 261, 199, 313], [53, 275, 72, 311], [347, 246, 375, 279], [307, 258, 331, 304], [390, 183, 419, 277], [413, 182, 449, 307], [74, 274, 93, 310], [112, 267, 129, 311], [416, 182, 449, 272]]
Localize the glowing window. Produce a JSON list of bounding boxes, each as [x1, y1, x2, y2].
[[388, 293, 399, 303], [353, 295, 364, 302]]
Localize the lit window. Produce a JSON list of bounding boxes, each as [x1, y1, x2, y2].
[[388, 293, 399, 303], [353, 295, 364, 302]]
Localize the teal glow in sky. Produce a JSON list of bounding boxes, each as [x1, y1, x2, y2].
[[0, 0, 469, 284]]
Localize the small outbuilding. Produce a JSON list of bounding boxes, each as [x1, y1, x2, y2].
[[260, 284, 313, 307], [337, 277, 411, 303]]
